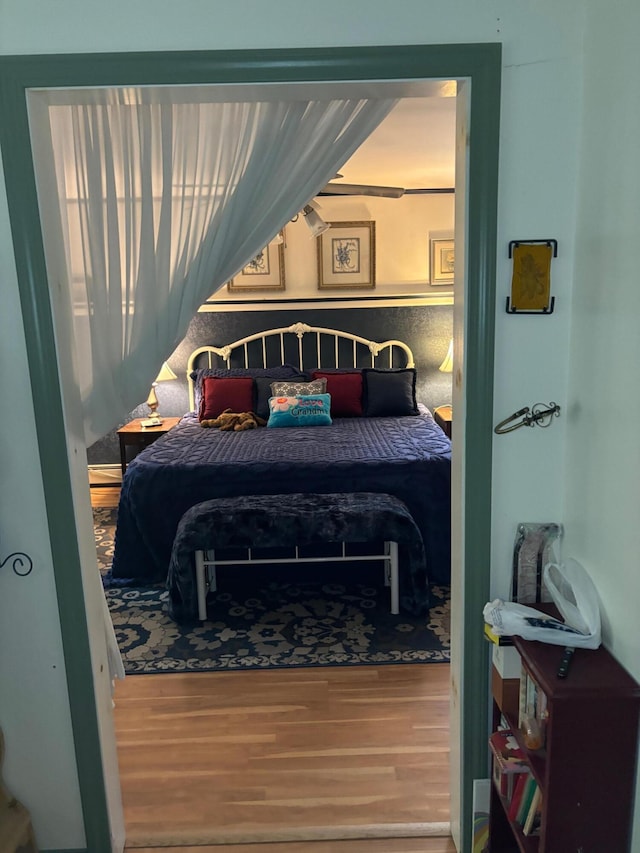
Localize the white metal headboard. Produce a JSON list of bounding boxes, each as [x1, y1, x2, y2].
[[187, 321, 415, 412]]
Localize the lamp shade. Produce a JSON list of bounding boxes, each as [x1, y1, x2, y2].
[[145, 362, 177, 421], [302, 204, 330, 238], [439, 339, 454, 373], [155, 361, 177, 383]]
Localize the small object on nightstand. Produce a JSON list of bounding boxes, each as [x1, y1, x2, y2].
[[433, 405, 452, 439]]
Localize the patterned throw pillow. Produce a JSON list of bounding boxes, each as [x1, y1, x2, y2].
[[254, 373, 306, 420], [270, 378, 327, 397], [267, 393, 332, 428]]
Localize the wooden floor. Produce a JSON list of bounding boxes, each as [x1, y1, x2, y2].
[[93, 485, 454, 851], [114, 666, 451, 847], [91, 484, 121, 507]]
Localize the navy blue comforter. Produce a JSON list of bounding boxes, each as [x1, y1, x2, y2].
[[111, 405, 451, 584]]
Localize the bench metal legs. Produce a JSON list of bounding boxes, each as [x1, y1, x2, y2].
[[194, 541, 400, 621], [195, 549, 216, 622], [384, 540, 399, 615]]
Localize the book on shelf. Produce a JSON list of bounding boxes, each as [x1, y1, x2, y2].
[[518, 661, 528, 729], [523, 785, 542, 836], [525, 669, 538, 720], [516, 776, 538, 826], [489, 729, 529, 772], [536, 685, 548, 731], [526, 671, 548, 724], [490, 728, 529, 801], [517, 665, 549, 749], [507, 771, 530, 822]]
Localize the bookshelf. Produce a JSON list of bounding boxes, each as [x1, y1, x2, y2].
[[488, 631, 640, 852]]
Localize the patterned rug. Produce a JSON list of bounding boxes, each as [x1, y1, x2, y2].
[[94, 506, 450, 675]]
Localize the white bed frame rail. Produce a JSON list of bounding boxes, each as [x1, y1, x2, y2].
[[187, 321, 415, 412]]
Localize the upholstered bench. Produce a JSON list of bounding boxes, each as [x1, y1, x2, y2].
[[166, 492, 428, 624]]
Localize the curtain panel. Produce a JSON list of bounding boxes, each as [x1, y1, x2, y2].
[[33, 92, 397, 444]]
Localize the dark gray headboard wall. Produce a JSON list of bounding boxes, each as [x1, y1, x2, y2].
[[87, 304, 453, 465]]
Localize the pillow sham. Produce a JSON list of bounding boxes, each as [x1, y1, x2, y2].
[[253, 373, 307, 420], [267, 393, 332, 428], [362, 368, 418, 417], [270, 378, 327, 397], [311, 369, 363, 417], [190, 364, 302, 411], [199, 376, 254, 421]]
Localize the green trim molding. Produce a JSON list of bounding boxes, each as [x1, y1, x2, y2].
[[0, 43, 500, 853]]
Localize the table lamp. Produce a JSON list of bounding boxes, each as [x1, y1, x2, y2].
[[435, 339, 454, 438], [145, 361, 177, 424], [439, 339, 454, 374]]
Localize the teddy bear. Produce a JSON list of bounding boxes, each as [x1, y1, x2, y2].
[[200, 408, 266, 431]]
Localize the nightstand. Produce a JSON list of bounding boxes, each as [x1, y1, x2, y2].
[[433, 405, 452, 439], [117, 416, 181, 476]]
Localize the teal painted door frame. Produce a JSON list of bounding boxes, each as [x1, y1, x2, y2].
[[0, 44, 499, 852]]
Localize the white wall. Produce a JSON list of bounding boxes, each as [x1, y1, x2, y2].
[[0, 1, 596, 848], [210, 194, 455, 303], [0, 157, 86, 848], [565, 2, 640, 849]]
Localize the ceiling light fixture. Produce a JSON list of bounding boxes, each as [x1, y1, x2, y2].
[[302, 203, 330, 238]]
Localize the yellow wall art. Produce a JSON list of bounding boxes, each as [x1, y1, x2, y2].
[[508, 240, 556, 313]]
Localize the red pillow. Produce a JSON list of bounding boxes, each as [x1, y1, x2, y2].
[[199, 377, 254, 420], [311, 370, 363, 417]]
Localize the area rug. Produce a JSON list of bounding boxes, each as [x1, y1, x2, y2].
[[94, 506, 450, 675]]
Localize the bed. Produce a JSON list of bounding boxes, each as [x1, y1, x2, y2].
[[111, 322, 452, 613]]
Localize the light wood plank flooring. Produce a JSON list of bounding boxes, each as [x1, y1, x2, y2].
[[93, 485, 453, 849], [91, 483, 121, 507], [114, 665, 450, 847]]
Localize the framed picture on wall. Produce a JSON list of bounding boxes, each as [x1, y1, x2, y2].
[[227, 242, 285, 292], [317, 220, 376, 289], [430, 237, 455, 285]]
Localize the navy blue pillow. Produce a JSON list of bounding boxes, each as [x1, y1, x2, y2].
[[254, 373, 307, 419], [362, 368, 418, 417]]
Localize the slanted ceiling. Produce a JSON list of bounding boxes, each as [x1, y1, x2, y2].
[[33, 80, 457, 195]]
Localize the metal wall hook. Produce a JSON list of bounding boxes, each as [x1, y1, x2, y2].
[[494, 402, 561, 434]]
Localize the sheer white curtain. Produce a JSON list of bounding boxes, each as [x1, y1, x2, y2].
[[41, 92, 397, 444]]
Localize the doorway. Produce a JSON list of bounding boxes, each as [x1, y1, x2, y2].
[[0, 43, 499, 853]]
